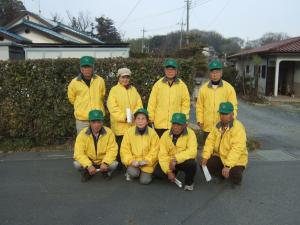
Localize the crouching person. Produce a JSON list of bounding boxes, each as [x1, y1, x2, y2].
[[73, 109, 118, 182], [200, 102, 248, 186], [157, 113, 198, 191], [120, 108, 160, 184]]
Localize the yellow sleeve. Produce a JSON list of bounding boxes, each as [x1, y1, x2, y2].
[[174, 130, 197, 164], [107, 89, 126, 122], [102, 132, 118, 165], [100, 77, 106, 102], [67, 81, 76, 105], [147, 82, 158, 123], [133, 88, 143, 113], [225, 125, 247, 168], [120, 131, 134, 166], [202, 129, 216, 160], [228, 85, 238, 118], [73, 133, 92, 168], [181, 83, 191, 120], [144, 131, 160, 167], [196, 86, 204, 124], [158, 132, 172, 174]]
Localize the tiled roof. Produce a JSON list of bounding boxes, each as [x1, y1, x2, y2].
[[229, 37, 300, 58]]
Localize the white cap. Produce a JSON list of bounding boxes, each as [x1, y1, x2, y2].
[[117, 68, 132, 77]]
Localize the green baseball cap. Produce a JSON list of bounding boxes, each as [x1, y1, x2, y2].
[[80, 56, 95, 67], [163, 58, 178, 69], [134, 108, 149, 118], [218, 102, 234, 114], [171, 113, 187, 125], [209, 60, 222, 71], [88, 109, 104, 121]]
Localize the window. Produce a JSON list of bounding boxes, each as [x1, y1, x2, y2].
[[246, 65, 250, 74], [261, 65, 266, 79], [0, 36, 4, 41]]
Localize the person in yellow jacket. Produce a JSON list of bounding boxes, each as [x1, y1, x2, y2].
[[200, 102, 248, 185], [68, 56, 106, 134], [147, 59, 190, 137], [196, 59, 237, 143], [156, 113, 197, 191], [73, 109, 118, 182], [107, 67, 143, 165], [120, 108, 160, 184]]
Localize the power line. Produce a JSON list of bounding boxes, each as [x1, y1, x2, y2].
[[205, 0, 230, 29], [118, 0, 143, 29]]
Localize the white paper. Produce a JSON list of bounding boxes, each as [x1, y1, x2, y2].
[[202, 165, 212, 182], [126, 108, 132, 123], [174, 178, 183, 188]]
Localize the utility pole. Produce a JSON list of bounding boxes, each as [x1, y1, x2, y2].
[[177, 20, 186, 48], [141, 27, 147, 53], [185, 0, 191, 45]]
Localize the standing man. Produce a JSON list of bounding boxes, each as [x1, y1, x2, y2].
[[73, 109, 118, 182], [200, 102, 248, 186], [68, 56, 106, 134], [157, 113, 197, 191], [196, 59, 237, 142], [147, 59, 190, 137]]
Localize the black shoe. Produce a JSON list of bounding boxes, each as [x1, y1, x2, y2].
[[102, 172, 112, 180], [81, 170, 92, 182]]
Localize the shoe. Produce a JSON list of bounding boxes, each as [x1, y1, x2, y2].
[[125, 173, 132, 181], [184, 184, 194, 191], [102, 172, 112, 180], [81, 170, 92, 182]]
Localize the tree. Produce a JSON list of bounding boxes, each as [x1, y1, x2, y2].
[[66, 10, 93, 33], [0, 0, 26, 26], [95, 16, 121, 43], [259, 32, 289, 45]]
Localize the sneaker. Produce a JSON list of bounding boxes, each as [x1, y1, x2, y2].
[[184, 184, 194, 191], [125, 173, 132, 181], [81, 170, 92, 182]]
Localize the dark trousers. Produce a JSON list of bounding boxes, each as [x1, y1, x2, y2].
[[154, 159, 197, 186], [155, 129, 168, 138], [115, 135, 124, 167], [206, 156, 245, 185], [202, 132, 210, 145]]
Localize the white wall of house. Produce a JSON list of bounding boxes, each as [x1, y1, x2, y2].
[[0, 46, 9, 60], [24, 47, 129, 59], [17, 30, 59, 43]]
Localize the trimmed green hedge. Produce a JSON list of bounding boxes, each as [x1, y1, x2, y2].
[[0, 58, 195, 148]]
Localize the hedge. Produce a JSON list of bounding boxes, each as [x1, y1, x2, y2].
[[0, 58, 196, 148]]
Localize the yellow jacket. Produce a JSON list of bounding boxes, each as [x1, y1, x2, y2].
[[158, 127, 197, 174], [202, 119, 248, 168], [107, 83, 143, 136], [68, 74, 106, 120], [147, 77, 190, 129], [196, 80, 238, 132], [73, 126, 118, 168], [120, 126, 160, 173]]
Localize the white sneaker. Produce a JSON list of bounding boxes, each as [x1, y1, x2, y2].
[[125, 173, 132, 181], [184, 184, 194, 191]]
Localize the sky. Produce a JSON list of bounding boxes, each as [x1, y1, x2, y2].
[[23, 0, 300, 41]]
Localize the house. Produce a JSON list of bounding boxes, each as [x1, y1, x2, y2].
[[0, 11, 129, 60], [228, 37, 300, 97]]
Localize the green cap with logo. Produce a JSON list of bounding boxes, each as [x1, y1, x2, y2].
[[218, 102, 234, 114], [80, 56, 95, 67], [88, 109, 104, 121], [163, 58, 178, 69], [209, 60, 222, 71], [171, 113, 187, 125], [134, 108, 149, 118]]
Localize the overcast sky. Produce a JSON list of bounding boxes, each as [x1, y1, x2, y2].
[[24, 0, 300, 41]]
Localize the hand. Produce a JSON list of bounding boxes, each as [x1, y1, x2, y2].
[[201, 158, 208, 166], [197, 122, 204, 130], [169, 159, 176, 171], [87, 165, 96, 175], [167, 171, 176, 182], [222, 167, 230, 178], [138, 160, 148, 167], [100, 163, 108, 172], [131, 160, 139, 167]]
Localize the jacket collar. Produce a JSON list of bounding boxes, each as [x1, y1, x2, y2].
[[216, 119, 234, 130], [208, 79, 223, 88], [169, 127, 188, 136], [117, 82, 132, 89], [162, 76, 180, 84], [135, 126, 149, 135], [85, 126, 107, 136], [76, 72, 97, 81]]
